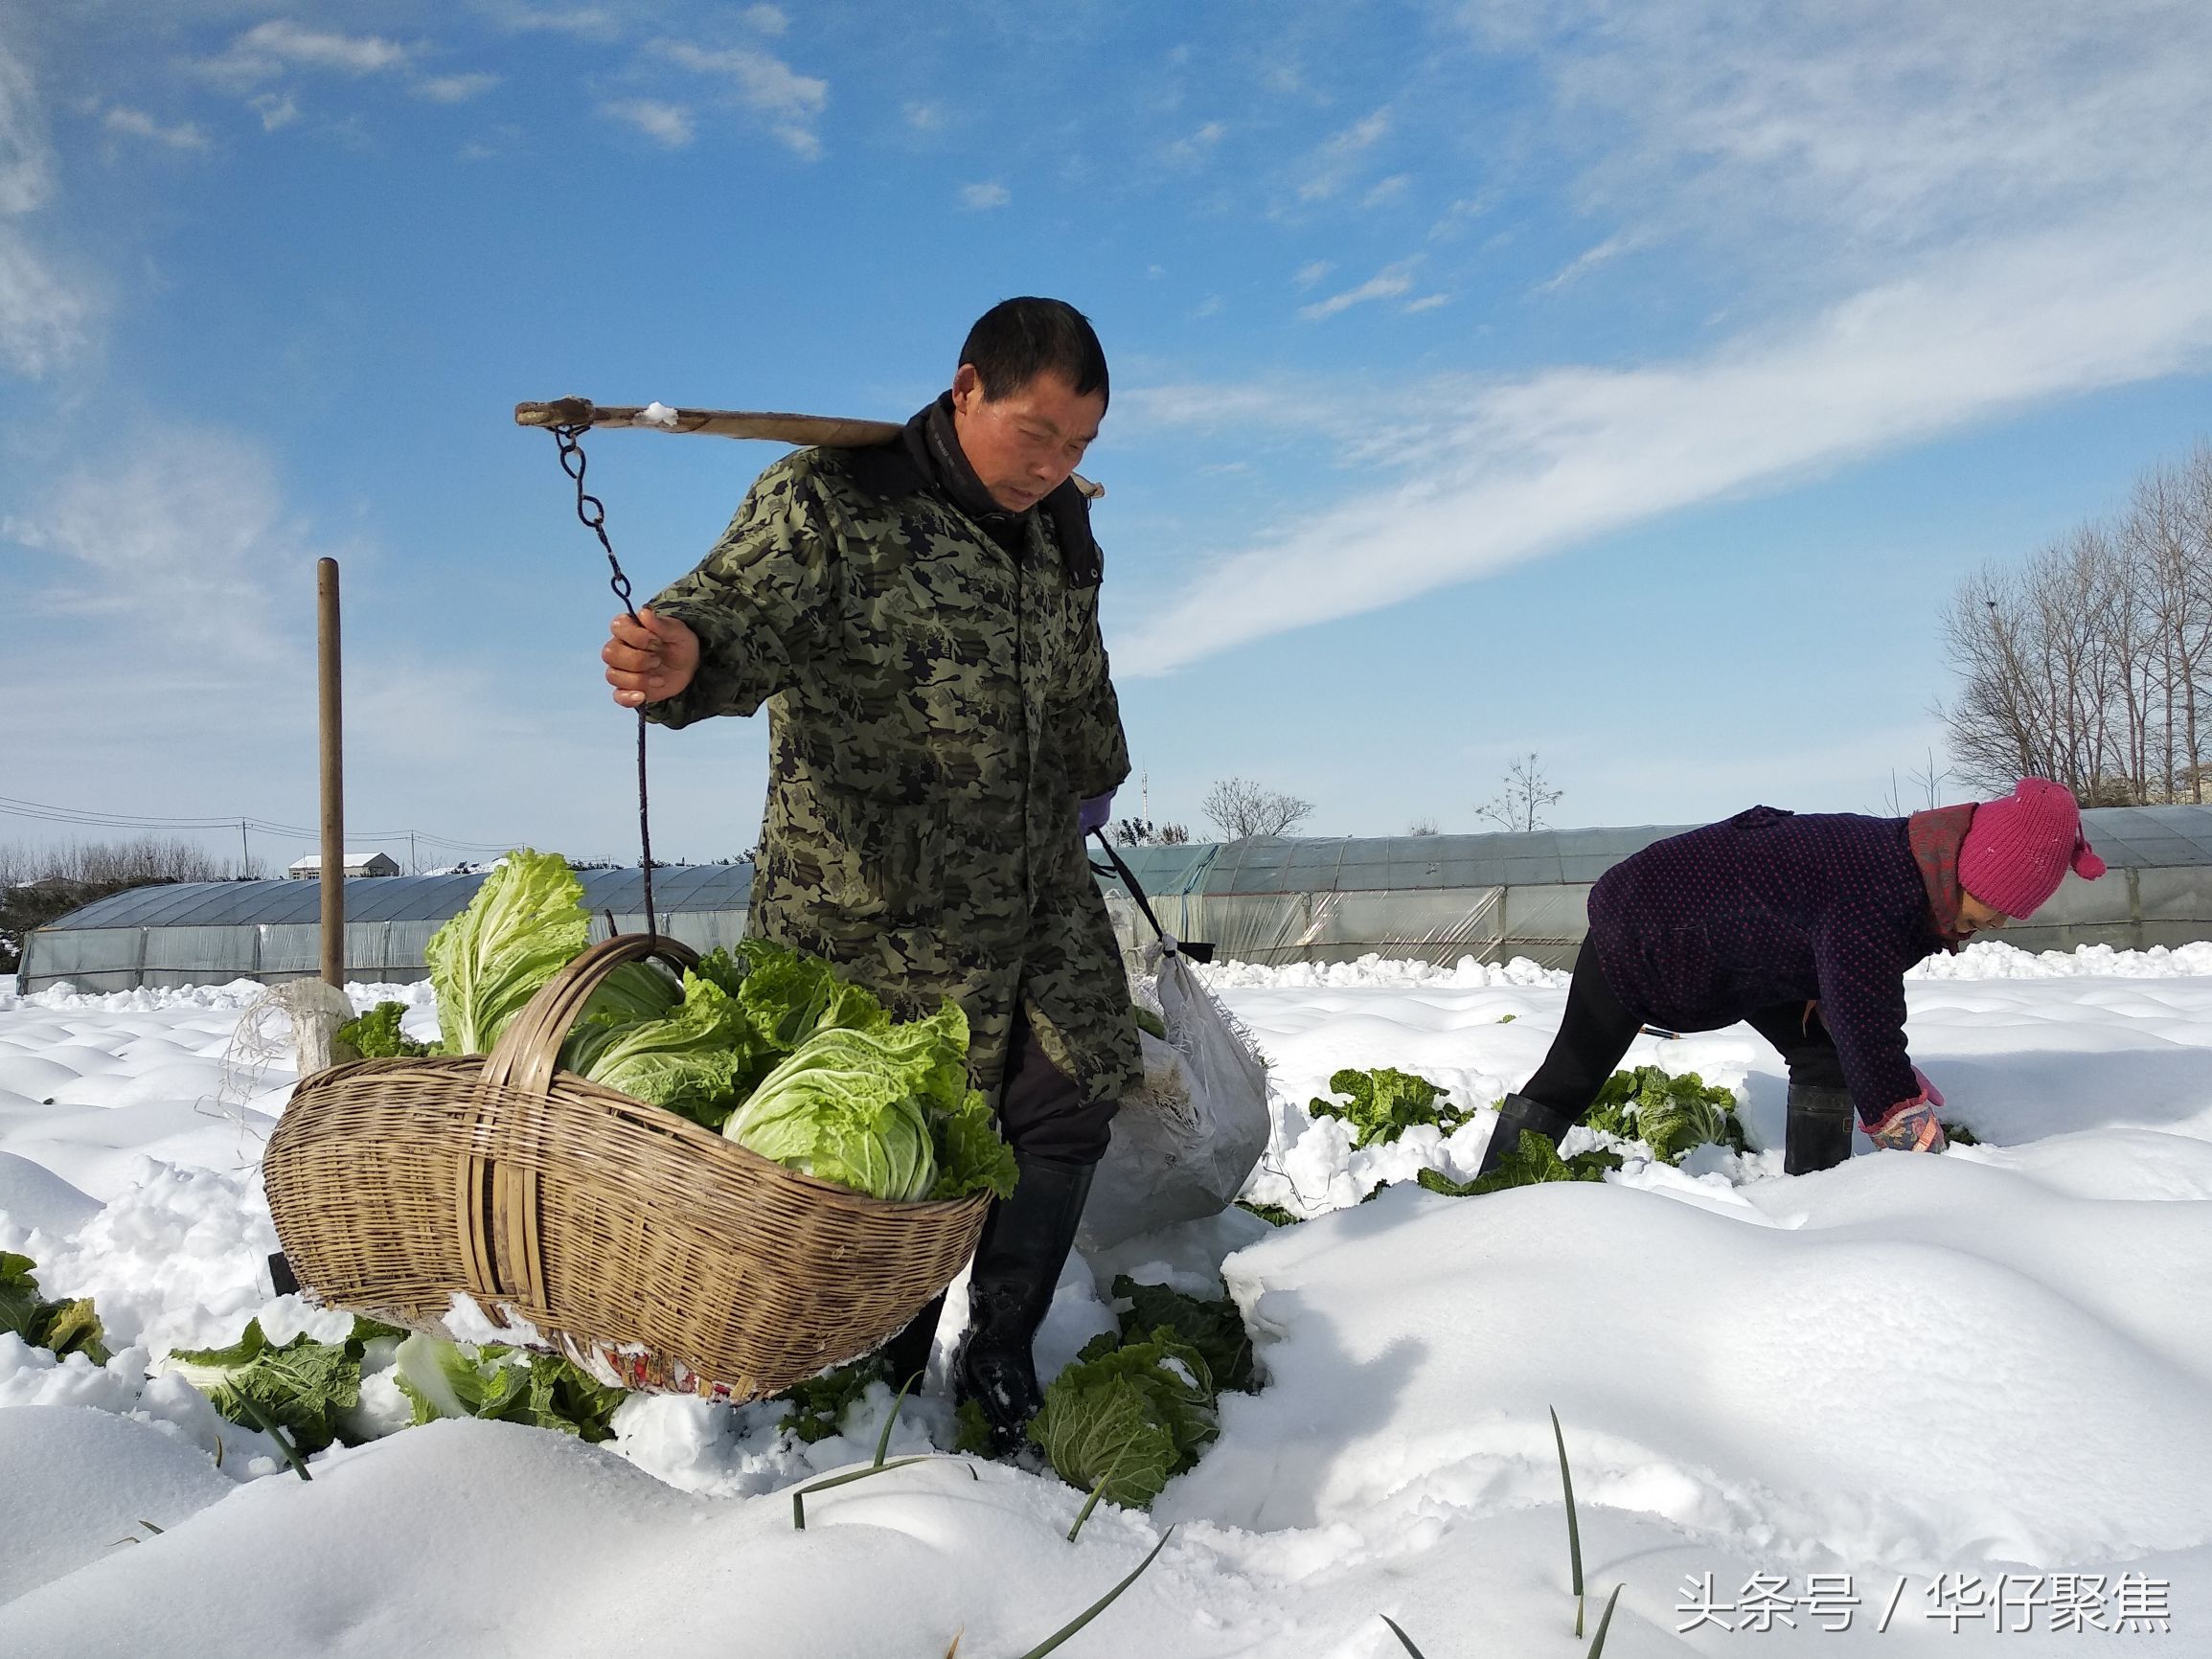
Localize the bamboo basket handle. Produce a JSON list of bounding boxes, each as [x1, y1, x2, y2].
[[458, 933, 700, 1312], [479, 933, 702, 1100]]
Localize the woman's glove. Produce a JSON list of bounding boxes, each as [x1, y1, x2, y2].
[[1866, 1093, 1948, 1153]]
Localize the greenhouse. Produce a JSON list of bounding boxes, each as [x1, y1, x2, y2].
[[19, 805, 2212, 992], [16, 865, 753, 993]]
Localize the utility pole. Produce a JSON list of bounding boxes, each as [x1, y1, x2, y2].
[[317, 558, 345, 989], [239, 818, 250, 880]]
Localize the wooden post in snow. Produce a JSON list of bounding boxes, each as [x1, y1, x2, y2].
[[317, 558, 345, 989]]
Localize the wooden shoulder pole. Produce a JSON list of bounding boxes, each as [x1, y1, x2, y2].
[[317, 557, 345, 989]]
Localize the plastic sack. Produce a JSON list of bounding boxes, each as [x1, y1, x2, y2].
[[1078, 947, 1271, 1250]]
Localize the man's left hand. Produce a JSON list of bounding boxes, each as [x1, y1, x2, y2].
[[1078, 791, 1115, 835]]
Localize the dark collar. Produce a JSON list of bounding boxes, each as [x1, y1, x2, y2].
[[842, 395, 1103, 585]]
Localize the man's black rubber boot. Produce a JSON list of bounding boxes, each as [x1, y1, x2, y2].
[[878, 1289, 946, 1391], [1784, 1082, 1856, 1175], [1475, 1092, 1579, 1179], [953, 1152, 1094, 1454]]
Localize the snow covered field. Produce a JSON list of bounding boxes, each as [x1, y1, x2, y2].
[[3, 942, 2208, 1654]]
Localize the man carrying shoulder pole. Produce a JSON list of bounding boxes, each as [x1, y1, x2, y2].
[[601, 298, 1138, 1449]]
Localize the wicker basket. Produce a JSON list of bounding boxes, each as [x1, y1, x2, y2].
[[263, 934, 991, 1400]]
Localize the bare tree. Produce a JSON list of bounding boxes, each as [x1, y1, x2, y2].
[[1202, 777, 1314, 840], [1882, 749, 1955, 816], [1944, 442, 2212, 807], [1405, 817, 1439, 836], [1477, 753, 1563, 833]]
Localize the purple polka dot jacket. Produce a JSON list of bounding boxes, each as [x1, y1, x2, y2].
[[1586, 806, 1957, 1123]]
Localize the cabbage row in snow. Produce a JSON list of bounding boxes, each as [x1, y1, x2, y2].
[[156, 1317, 627, 1452], [391, 849, 1015, 1204]]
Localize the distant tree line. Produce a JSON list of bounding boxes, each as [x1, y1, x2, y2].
[[1, 836, 239, 973], [1945, 443, 2212, 806]]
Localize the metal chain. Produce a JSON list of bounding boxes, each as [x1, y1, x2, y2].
[[551, 423, 656, 941]]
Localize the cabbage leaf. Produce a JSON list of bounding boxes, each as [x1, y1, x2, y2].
[[559, 968, 757, 1130], [1308, 1066, 1471, 1148], [722, 1011, 964, 1200], [425, 850, 680, 1056], [162, 1317, 386, 1454], [1029, 1327, 1220, 1509], [391, 1333, 626, 1442]]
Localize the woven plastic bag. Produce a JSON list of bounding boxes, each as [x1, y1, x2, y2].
[[1078, 944, 1271, 1250]]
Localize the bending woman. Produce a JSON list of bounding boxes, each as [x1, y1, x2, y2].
[[1484, 778, 2107, 1176]]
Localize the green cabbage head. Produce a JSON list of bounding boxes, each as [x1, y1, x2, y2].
[[723, 1002, 986, 1200]]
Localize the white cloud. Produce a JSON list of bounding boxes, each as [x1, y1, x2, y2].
[[0, 235, 95, 377], [904, 102, 942, 132], [1296, 107, 1388, 201], [208, 20, 411, 84], [485, 4, 616, 39], [1535, 231, 1643, 293], [250, 92, 300, 131], [1299, 259, 1419, 320], [1113, 2, 2212, 676], [1292, 261, 1332, 288], [0, 41, 96, 378], [1360, 173, 1410, 208], [4, 427, 317, 665], [0, 44, 55, 216], [1162, 120, 1225, 167], [1121, 221, 2212, 675], [960, 180, 1010, 211], [601, 99, 694, 148], [653, 38, 827, 159], [741, 5, 788, 35], [1402, 293, 1451, 313], [102, 106, 210, 150], [413, 74, 500, 104]]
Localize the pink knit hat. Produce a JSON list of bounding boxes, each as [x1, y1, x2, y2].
[[1958, 778, 2108, 919]]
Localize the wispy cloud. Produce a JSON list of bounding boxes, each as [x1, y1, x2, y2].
[[1292, 261, 1332, 289], [741, 5, 788, 35], [1120, 1, 2212, 675], [1535, 231, 1648, 293], [249, 92, 300, 132], [484, 4, 616, 39], [653, 38, 827, 159], [601, 98, 694, 149], [102, 106, 210, 150], [1162, 120, 1225, 168], [904, 102, 942, 132], [1299, 258, 1418, 320], [414, 73, 500, 104], [960, 180, 1010, 211], [206, 20, 411, 84], [4, 426, 318, 665], [0, 43, 96, 377], [1295, 108, 1388, 202], [1123, 223, 2212, 674]]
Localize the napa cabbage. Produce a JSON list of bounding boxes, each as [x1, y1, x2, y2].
[[723, 1000, 1015, 1202], [424, 850, 678, 1055]]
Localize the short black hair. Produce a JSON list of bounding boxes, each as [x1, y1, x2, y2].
[[959, 297, 1109, 410]]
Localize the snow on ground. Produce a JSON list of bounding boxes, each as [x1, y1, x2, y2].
[[2, 943, 2207, 1653]]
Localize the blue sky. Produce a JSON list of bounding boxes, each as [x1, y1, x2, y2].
[[4, 1, 2211, 870]]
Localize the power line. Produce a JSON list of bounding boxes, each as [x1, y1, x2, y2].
[[0, 794, 520, 855]]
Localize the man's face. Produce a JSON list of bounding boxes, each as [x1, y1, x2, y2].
[[947, 363, 1104, 513]]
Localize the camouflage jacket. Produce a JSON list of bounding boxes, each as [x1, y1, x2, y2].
[[643, 421, 1140, 1106]]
